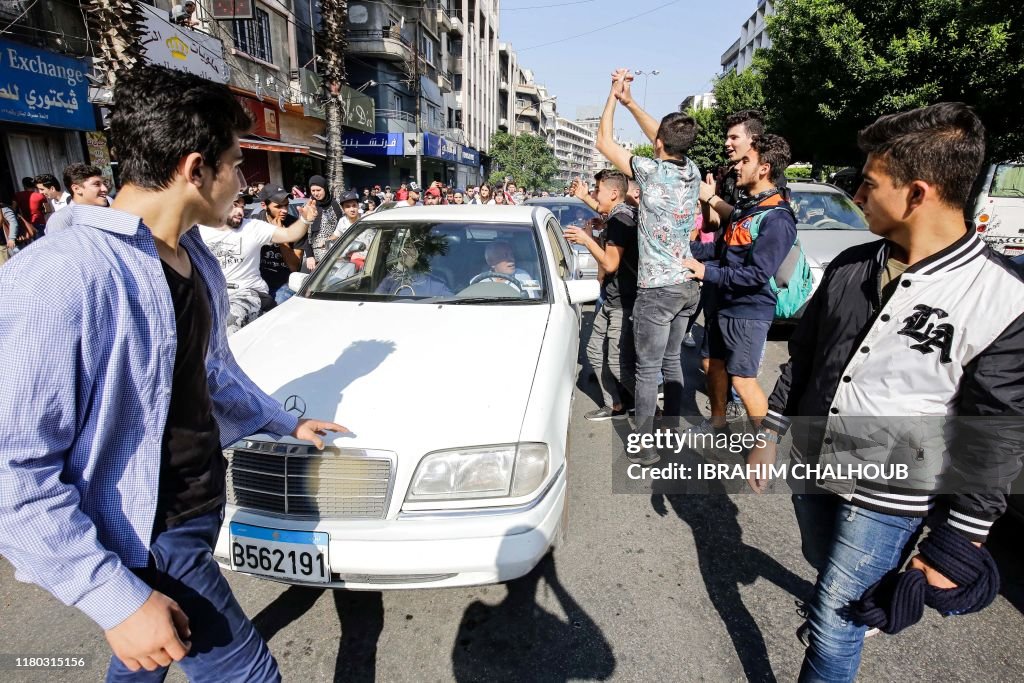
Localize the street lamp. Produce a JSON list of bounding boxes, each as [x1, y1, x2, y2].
[[514, 96, 556, 135], [633, 69, 660, 109]]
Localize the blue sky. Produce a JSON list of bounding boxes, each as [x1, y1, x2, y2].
[[497, 0, 755, 143]]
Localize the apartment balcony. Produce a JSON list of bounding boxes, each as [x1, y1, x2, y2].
[[515, 82, 539, 95], [499, 80, 509, 92], [498, 117, 509, 129], [452, 56, 464, 73], [436, 7, 452, 30], [437, 69, 453, 93], [376, 108, 417, 134], [519, 106, 539, 119], [348, 27, 412, 62], [450, 9, 464, 35]]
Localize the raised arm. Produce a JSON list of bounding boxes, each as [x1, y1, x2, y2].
[[614, 70, 660, 144], [596, 77, 633, 178]]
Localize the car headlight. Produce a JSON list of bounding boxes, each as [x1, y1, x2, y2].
[[406, 443, 549, 502]]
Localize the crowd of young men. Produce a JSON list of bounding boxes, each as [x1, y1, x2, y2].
[[0, 59, 1021, 683]]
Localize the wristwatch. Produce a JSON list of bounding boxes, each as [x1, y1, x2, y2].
[[756, 428, 782, 444]]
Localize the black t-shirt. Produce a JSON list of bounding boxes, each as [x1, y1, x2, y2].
[[601, 212, 639, 310], [154, 258, 225, 537], [255, 211, 299, 290]]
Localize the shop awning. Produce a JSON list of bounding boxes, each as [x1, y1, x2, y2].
[[239, 138, 309, 155], [308, 147, 377, 168]]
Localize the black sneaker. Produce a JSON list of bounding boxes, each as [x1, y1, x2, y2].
[[585, 406, 628, 421]]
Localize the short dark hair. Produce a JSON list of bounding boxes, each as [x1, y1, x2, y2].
[[596, 169, 628, 198], [21, 177, 35, 189], [750, 134, 791, 186], [63, 163, 103, 192], [34, 173, 61, 191], [656, 112, 698, 158], [110, 65, 252, 190], [724, 110, 766, 138], [857, 102, 985, 209]]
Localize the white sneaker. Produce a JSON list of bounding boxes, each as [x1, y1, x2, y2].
[[682, 331, 697, 348]]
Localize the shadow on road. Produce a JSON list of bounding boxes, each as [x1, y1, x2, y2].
[[451, 553, 615, 682], [251, 586, 385, 682], [652, 492, 814, 683]]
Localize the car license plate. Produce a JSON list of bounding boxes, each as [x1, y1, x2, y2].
[[229, 523, 330, 583]]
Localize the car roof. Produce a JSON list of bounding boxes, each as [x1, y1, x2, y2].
[[788, 182, 849, 195], [524, 197, 588, 206], [359, 205, 540, 224]]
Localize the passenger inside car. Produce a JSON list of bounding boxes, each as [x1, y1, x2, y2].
[[375, 242, 453, 297]]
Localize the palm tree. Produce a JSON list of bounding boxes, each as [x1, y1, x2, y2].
[[86, 0, 147, 90], [317, 0, 350, 196]]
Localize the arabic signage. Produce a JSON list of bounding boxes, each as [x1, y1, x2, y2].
[[299, 69, 375, 133], [341, 132, 404, 155], [422, 132, 480, 168], [0, 38, 95, 130], [236, 95, 280, 139], [138, 3, 228, 84]]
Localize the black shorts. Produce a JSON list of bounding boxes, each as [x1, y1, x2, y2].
[[705, 315, 770, 378]]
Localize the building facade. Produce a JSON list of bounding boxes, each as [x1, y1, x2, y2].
[[679, 92, 717, 111], [721, 0, 775, 74], [552, 117, 595, 188]]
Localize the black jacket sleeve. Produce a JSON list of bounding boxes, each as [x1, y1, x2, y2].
[[945, 310, 1024, 542]]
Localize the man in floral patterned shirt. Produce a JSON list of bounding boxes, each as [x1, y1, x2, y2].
[[597, 68, 702, 465]]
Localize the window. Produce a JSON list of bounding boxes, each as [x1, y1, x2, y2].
[[233, 9, 273, 63], [990, 163, 1024, 199]]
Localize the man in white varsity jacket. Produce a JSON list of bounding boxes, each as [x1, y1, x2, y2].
[[746, 102, 1024, 682]]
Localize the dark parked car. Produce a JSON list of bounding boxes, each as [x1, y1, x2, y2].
[[524, 197, 603, 280]]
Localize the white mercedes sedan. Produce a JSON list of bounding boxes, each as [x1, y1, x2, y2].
[[214, 205, 599, 590]]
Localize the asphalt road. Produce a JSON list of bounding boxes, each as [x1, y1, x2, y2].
[[2, 314, 1022, 682]]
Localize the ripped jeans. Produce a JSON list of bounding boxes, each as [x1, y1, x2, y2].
[[792, 494, 923, 683]]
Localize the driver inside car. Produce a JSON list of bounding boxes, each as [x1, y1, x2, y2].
[[477, 240, 542, 299], [797, 195, 828, 224], [375, 241, 453, 297]]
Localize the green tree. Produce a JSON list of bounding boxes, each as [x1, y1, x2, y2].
[[757, 0, 1024, 164], [632, 143, 655, 159], [487, 132, 559, 190], [685, 107, 725, 174], [711, 69, 766, 127]]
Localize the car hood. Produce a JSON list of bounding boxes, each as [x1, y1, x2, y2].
[[230, 297, 550, 451], [797, 229, 881, 268]]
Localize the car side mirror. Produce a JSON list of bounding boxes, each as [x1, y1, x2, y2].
[[565, 279, 600, 304], [288, 272, 309, 293]]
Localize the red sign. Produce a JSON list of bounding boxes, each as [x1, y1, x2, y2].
[[211, 0, 254, 20], [236, 95, 280, 140]]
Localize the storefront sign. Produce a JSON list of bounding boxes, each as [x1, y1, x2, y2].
[[85, 131, 115, 188], [0, 38, 95, 130], [138, 3, 229, 84], [459, 146, 480, 167], [236, 95, 280, 139], [342, 132, 404, 155], [300, 69, 375, 133], [423, 132, 460, 162]]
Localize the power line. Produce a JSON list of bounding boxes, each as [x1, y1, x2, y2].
[[518, 0, 681, 51], [0, 0, 41, 37]]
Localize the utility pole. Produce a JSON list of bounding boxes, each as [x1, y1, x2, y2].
[[414, 17, 423, 188]]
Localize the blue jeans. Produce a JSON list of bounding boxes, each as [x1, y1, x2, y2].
[[106, 509, 280, 682], [271, 283, 294, 306], [792, 494, 923, 683], [632, 281, 700, 426]]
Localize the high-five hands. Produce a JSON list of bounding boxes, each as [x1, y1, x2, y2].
[[610, 69, 634, 106]]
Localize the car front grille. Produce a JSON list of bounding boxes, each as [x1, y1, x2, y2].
[[225, 444, 394, 520]]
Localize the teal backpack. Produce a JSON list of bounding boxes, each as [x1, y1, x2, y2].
[[746, 207, 814, 319]]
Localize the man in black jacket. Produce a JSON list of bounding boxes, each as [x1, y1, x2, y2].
[[749, 102, 1024, 682]]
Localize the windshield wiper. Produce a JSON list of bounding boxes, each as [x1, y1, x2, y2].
[[436, 297, 543, 305]]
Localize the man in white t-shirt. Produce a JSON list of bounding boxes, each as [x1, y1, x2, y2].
[[200, 194, 316, 334]]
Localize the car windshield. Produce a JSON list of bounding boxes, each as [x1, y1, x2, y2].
[[535, 201, 602, 229], [790, 190, 868, 230], [305, 221, 548, 303], [990, 163, 1024, 198]]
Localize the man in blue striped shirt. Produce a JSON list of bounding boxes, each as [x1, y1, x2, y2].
[[0, 65, 346, 681]]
